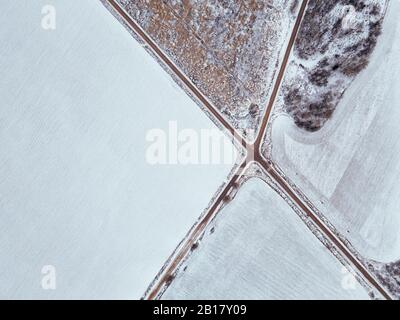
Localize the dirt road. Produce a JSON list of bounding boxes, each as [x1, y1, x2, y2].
[[105, 0, 392, 300]]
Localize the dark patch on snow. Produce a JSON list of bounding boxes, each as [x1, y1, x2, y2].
[[368, 260, 400, 298], [282, 0, 387, 132]]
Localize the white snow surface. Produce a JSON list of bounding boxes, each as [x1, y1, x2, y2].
[[0, 0, 236, 298], [271, 0, 400, 263], [163, 178, 369, 300]]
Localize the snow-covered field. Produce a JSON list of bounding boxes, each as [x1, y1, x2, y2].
[[0, 0, 236, 299], [269, 0, 400, 264], [163, 178, 369, 300]]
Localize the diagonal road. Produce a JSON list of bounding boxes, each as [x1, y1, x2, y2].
[[104, 0, 393, 300]]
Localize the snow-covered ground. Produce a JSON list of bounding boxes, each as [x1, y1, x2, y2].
[[0, 0, 236, 299], [270, 0, 400, 264], [163, 178, 369, 300], [278, 0, 388, 132]]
